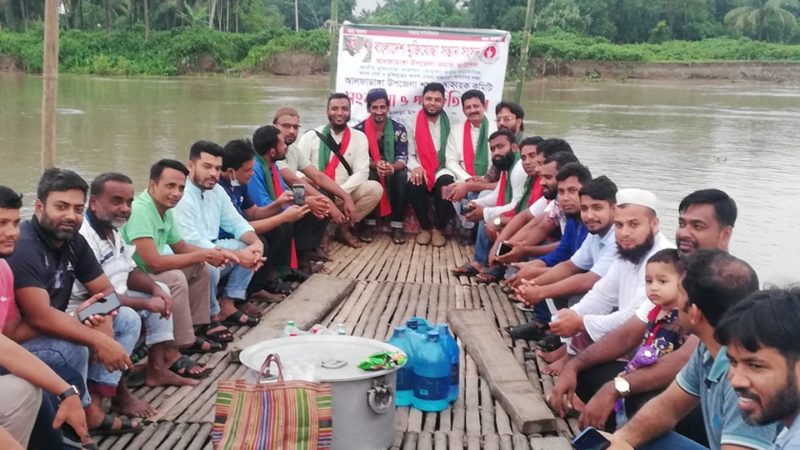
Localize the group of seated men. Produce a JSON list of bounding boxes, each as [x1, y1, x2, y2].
[[2, 82, 800, 450]]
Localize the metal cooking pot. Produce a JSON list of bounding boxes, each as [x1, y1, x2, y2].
[[240, 334, 404, 450]]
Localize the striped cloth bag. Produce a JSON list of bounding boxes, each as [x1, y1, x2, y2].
[[212, 354, 333, 450]]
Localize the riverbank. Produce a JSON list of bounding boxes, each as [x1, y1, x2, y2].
[[2, 27, 800, 81]]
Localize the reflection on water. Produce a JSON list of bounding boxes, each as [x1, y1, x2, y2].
[[1, 74, 798, 284]]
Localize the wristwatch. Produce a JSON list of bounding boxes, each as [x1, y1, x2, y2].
[[58, 385, 80, 402], [493, 217, 502, 227], [613, 376, 631, 398]]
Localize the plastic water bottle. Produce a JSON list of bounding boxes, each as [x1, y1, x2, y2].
[[283, 320, 300, 337], [407, 317, 430, 335], [336, 323, 347, 335], [388, 326, 415, 407], [412, 330, 450, 412], [437, 324, 460, 403]]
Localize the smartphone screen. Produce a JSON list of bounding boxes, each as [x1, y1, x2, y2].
[[496, 241, 513, 257], [572, 427, 610, 450], [291, 184, 305, 206]]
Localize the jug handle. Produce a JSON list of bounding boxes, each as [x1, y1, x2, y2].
[[367, 378, 394, 414]]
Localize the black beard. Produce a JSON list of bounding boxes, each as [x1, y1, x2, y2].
[[617, 232, 656, 264], [543, 188, 557, 200], [424, 109, 440, 118], [564, 210, 581, 220], [740, 369, 800, 425], [39, 214, 79, 241], [492, 153, 516, 171]]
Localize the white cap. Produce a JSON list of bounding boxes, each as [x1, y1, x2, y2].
[[617, 188, 657, 213]]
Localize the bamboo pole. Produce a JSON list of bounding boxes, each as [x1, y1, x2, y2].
[[328, 0, 339, 92], [514, 0, 536, 104], [41, 0, 60, 171]]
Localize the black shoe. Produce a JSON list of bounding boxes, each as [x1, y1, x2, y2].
[[506, 320, 549, 341], [535, 334, 564, 352]]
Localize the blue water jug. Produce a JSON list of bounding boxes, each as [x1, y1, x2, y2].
[[388, 326, 415, 407], [412, 330, 450, 412], [437, 324, 460, 403], [407, 316, 430, 335]]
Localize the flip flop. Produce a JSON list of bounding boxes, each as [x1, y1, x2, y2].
[[451, 263, 481, 276], [89, 414, 142, 437], [169, 355, 211, 379], [237, 302, 263, 318], [391, 229, 407, 245], [180, 336, 225, 355], [475, 266, 506, 284], [222, 310, 260, 327]]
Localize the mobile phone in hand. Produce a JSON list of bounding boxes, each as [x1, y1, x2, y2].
[[495, 241, 513, 257], [77, 292, 122, 323], [572, 427, 610, 450], [291, 184, 305, 206]]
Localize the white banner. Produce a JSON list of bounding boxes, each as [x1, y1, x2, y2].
[[335, 22, 510, 125]]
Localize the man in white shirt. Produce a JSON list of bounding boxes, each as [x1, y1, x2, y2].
[[544, 189, 674, 374], [406, 82, 453, 247], [451, 130, 527, 277], [294, 93, 383, 247], [440, 89, 497, 243]]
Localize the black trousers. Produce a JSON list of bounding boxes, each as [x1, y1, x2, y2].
[[406, 174, 455, 230], [248, 214, 326, 292], [369, 168, 408, 224], [576, 361, 709, 446]]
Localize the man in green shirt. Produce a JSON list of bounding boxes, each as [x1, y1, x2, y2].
[[122, 159, 239, 351]]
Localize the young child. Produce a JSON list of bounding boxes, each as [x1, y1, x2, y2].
[[614, 248, 689, 427]]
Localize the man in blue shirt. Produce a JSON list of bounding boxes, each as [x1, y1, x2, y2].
[[607, 250, 778, 450], [717, 288, 800, 450]]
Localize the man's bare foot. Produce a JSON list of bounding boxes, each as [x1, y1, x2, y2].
[[335, 227, 363, 248], [144, 366, 200, 387], [536, 344, 567, 363], [541, 354, 569, 376], [110, 385, 157, 418]]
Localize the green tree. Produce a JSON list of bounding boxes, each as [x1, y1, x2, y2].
[[724, 0, 799, 41], [535, 0, 590, 34]]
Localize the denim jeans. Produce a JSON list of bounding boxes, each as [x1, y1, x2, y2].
[[126, 282, 174, 346], [86, 305, 141, 398], [21, 337, 91, 406], [31, 363, 87, 449], [452, 192, 479, 230], [639, 432, 709, 450], [474, 221, 492, 265], [211, 239, 254, 303]]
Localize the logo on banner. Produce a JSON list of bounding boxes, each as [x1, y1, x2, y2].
[[481, 44, 499, 64]]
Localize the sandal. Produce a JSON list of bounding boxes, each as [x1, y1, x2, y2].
[[248, 289, 285, 303], [180, 336, 225, 355], [391, 229, 407, 245], [265, 278, 297, 295], [169, 355, 211, 379], [476, 266, 506, 284], [451, 262, 481, 277], [89, 414, 142, 436], [222, 310, 260, 327], [201, 321, 234, 343], [237, 302, 263, 318], [284, 270, 310, 283]]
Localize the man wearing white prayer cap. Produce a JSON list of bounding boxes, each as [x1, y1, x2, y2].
[[541, 188, 675, 374]]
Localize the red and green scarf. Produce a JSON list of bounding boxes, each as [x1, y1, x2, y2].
[[415, 110, 450, 191], [317, 125, 351, 180], [462, 117, 489, 177], [257, 154, 298, 270], [516, 175, 544, 214], [363, 118, 395, 217]]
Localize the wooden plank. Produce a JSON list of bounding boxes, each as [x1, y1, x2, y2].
[[231, 274, 354, 357], [480, 376, 496, 436], [529, 436, 572, 450], [448, 309, 558, 434]]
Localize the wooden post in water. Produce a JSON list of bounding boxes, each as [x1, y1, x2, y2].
[[514, 0, 536, 104], [328, 0, 339, 92], [41, 0, 60, 170]]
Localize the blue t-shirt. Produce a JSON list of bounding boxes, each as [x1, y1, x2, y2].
[[676, 344, 779, 450], [773, 418, 800, 450], [539, 217, 588, 267], [248, 160, 288, 208], [218, 177, 255, 240]]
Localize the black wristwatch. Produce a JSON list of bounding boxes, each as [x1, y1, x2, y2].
[[58, 385, 80, 402]]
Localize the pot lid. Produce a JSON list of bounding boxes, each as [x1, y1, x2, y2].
[[239, 334, 405, 382]]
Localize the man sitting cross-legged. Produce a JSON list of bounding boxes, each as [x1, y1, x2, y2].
[[8, 168, 145, 436], [122, 159, 233, 352], [70, 172, 210, 390], [507, 176, 618, 340], [173, 141, 265, 327], [0, 185, 91, 449]]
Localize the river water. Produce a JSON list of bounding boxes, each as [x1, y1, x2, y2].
[[1, 74, 798, 284]]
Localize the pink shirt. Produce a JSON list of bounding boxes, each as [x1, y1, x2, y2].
[[0, 259, 20, 333]]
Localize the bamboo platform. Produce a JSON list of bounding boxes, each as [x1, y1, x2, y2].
[[99, 235, 577, 450]]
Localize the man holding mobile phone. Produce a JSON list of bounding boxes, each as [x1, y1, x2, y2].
[[8, 169, 145, 436]]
